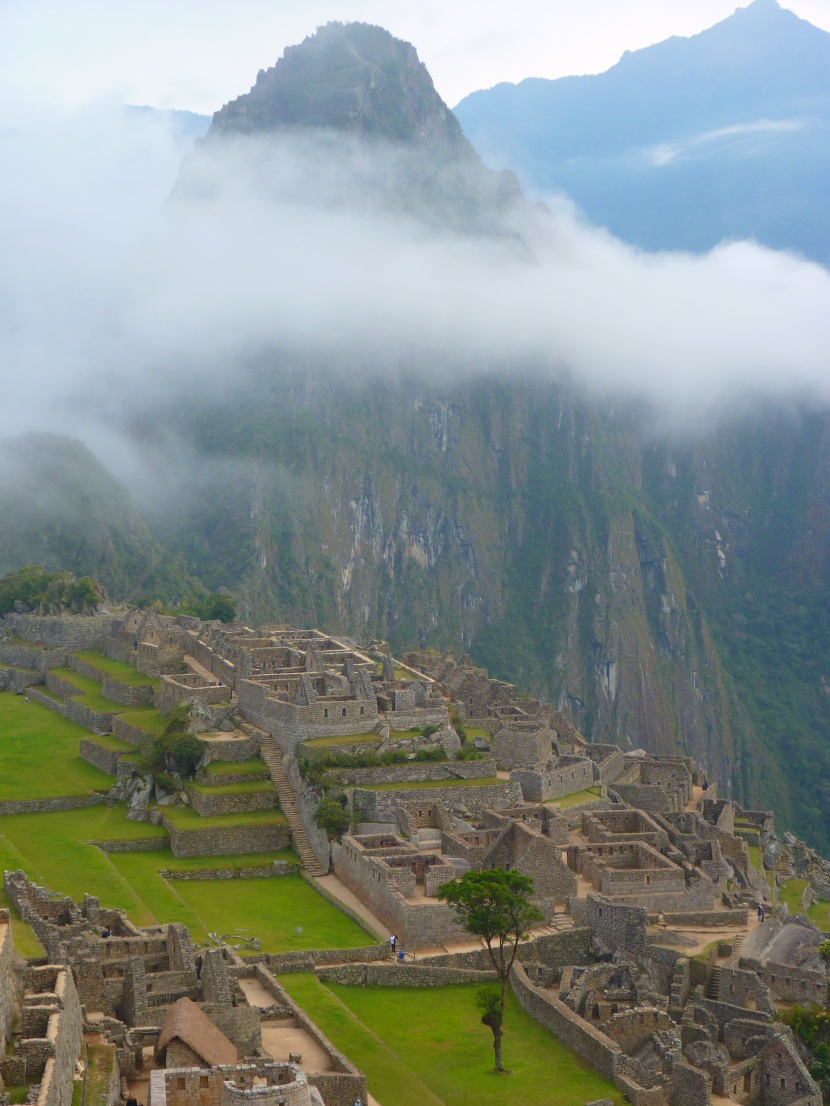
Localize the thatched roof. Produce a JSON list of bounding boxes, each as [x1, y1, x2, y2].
[[157, 997, 238, 1067]]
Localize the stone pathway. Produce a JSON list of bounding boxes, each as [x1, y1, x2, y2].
[[260, 735, 327, 876], [313, 873, 392, 939]]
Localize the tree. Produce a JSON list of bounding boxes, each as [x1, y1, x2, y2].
[[315, 794, 351, 840], [438, 868, 542, 1072]]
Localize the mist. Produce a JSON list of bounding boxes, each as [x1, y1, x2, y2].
[[1, 101, 828, 483]]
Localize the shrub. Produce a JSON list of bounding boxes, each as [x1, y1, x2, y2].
[[414, 746, 445, 762], [315, 795, 351, 840], [165, 732, 203, 779], [456, 744, 484, 761]]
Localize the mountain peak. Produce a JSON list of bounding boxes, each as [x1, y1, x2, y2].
[[209, 21, 465, 149]]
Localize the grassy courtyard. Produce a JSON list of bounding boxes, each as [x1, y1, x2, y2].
[[0, 692, 113, 799], [280, 977, 624, 1106], [71, 650, 160, 688], [0, 802, 367, 952]]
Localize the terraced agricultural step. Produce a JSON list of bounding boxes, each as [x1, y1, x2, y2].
[[260, 735, 327, 875]]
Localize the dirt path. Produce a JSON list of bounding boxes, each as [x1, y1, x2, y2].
[[313, 874, 392, 939]]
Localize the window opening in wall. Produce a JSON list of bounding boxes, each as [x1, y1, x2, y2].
[[342, 707, 347, 717], [200, 1077, 209, 1089]]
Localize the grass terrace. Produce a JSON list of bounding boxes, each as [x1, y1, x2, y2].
[[0, 887, 45, 958], [550, 786, 603, 809], [304, 731, 383, 748], [48, 667, 142, 714], [71, 650, 160, 688], [188, 780, 277, 796], [0, 692, 113, 799], [360, 777, 502, 791], [173, 873, 371, 952], [85, 733, 136, 753], [203, 758, 270, 777], [778, 877, 810, 915], [808, 899, 830, 931], [279, 977, 624, 1106], [119, 708, 168, 736], [161, 806, 288, 829], [0, 806, 168, 922]]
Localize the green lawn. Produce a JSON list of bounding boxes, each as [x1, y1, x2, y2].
[[71, 650, 160, 688], [0, 806, 350, 952], [48, 667, 134, 713], [550, 787, 602, 809], [304, 732, 383, 748], [0, 692, 113, 799], [161, 807, 287, 829], [778, 878, 810, 915], [0, 886, 45, 958], [0, 806, 168, 924], [362, 777, 502, 791], [173, 874, 372, 951], [86, 734, 135, 753], [119, 709, 168, 736], [808, 899, 830, 931], [280, 977, 624, 1106], [189, 780, 276, 796], [203, 759, 270, 777]]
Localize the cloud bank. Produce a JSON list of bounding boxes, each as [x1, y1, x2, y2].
[[0, 103, 828, 472]]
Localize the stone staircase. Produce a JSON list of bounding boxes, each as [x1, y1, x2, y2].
[[259, 734, 327, 876], [724, 932, 745, 967], [707, 965, 722, 1000]]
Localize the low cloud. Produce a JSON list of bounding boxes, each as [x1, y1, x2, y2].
[[0, 102, 828, 474]]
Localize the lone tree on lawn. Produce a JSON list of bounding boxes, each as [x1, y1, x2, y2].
[[438, 868, 542, 1072]]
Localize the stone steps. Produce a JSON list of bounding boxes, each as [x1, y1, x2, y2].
[[260, 736, 327, 876], [707, 965, 722, 1000]]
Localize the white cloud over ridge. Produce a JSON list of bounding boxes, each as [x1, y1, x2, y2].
[[0, 104, 828, 469]]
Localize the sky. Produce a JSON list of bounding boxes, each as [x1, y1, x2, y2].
[[2, 0, 830, 123], [0, 0, 828, 480]]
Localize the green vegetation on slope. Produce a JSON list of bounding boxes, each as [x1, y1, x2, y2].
[[0, 693, 113, 799], [280, 977, 624, 1106]]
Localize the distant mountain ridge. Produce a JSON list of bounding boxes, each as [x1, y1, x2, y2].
[[454, 0, 830, 260]]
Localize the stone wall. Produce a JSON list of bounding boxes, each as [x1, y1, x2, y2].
[[163, 818, 292, 858], [27, 686, 114, 735], [285, 752, 333, 874], [586, 894, 647, 954], [0, 793, 107, 817], [0, 642, 67, 671], [111, 714, 158, 754], [510, 962, 662, 1106], [160, 861, 299, 880], [741, 956, 828, 1006], [186, 785, 279, 817], [202, 734, 262, 763], [668, 1060, 710, 1106], [351, 778, 522, 821], [511, 756, 595, 802], [2, 613, 112, 649], [79, 739, 121, 776], [30, 969, 83, 1106], [246, 967, 368, 1106], [316, 962, 497, 987], [101, 677, 155, 707], [330, 758, 497, 787], [157, 674, 232, 715], [331, 839, 471, 949], [0, 911, 15, 1049]]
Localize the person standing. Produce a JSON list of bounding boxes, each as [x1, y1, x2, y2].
[[390, 933, 397, 955]]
